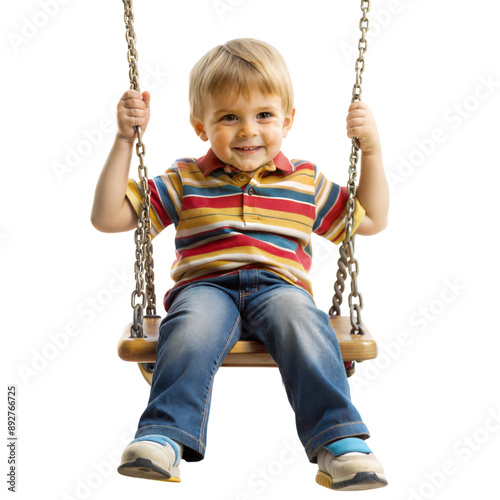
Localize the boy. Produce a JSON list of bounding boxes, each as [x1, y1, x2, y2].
[[91, 38, 389, 491]]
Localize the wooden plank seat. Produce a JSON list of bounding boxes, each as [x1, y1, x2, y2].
[[118, 315, 378, 384]]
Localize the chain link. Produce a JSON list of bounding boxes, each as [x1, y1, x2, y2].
[[330, 244, 348, 317], [330, 0, 370, 335], [123, 0, 156, 338]]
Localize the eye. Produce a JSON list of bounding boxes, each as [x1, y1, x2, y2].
[[221, 114, 238, 122], [257, 112, 273, 119]]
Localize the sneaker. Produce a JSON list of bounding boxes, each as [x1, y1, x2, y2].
[[118, 435, 181, 482], [316, 449, 388, 491]]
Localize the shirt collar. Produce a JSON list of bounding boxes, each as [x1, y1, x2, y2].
[[197, 148, 294, 177]]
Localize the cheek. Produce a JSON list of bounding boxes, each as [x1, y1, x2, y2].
[[267, 126, 285, 145], [210, 129, 231, 150]]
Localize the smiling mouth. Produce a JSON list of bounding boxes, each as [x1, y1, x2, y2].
[[234, 146, 262, 151]]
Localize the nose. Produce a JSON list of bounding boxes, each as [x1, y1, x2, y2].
[[237, 119, 257, 138]]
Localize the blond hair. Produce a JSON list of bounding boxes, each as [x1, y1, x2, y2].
[[189, 38, 294, 123]]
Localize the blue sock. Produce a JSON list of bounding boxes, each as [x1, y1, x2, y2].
[[132, 435, 183, 465], [324, 437, 372, 457]]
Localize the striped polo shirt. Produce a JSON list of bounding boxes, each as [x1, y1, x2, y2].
[[126, 148, 365, 307]]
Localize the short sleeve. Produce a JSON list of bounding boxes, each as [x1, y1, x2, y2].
[[126, 169, 183, 239], [313, 168, 365, 245]]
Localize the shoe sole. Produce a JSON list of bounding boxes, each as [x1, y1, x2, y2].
[[316, 470, 388, 491], [118, 457, 181, 482]]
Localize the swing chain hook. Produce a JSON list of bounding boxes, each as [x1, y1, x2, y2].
[[330, 0, 369, 336], [123, 0, 157, 338]]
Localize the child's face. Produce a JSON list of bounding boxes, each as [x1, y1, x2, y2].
[[193, 90, 295, 172]]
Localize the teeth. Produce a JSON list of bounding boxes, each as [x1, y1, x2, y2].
[[239, 147, 259, 150]]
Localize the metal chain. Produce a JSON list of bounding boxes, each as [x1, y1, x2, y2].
[[123, 0, 157, 338], [330, 0, 370, 335], [330, 244, 347, 316]]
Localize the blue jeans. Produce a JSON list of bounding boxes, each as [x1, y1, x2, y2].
[[134, 269, 369, 462]]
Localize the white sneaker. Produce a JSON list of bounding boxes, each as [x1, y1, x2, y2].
[[316, 449, 387, 491], [118, 435, 181, 482]]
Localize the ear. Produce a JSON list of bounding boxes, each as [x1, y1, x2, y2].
[[191, 118, 208, 142], [282, 107, 295, 138]]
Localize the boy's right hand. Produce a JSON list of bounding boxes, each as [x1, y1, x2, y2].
[[117, 89, 151, 142]]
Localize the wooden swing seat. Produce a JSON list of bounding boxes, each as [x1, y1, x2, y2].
[[118, 315, 378, 368]]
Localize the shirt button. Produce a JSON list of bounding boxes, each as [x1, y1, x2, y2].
[[238, 174, 247, 182], [224, 166, 232, 174], [248, 187, 255, 195]]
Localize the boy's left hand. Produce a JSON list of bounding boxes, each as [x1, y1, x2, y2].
[[346, 102, 381, 156]]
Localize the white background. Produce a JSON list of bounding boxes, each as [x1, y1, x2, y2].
[[3, 1, 500, 499]]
